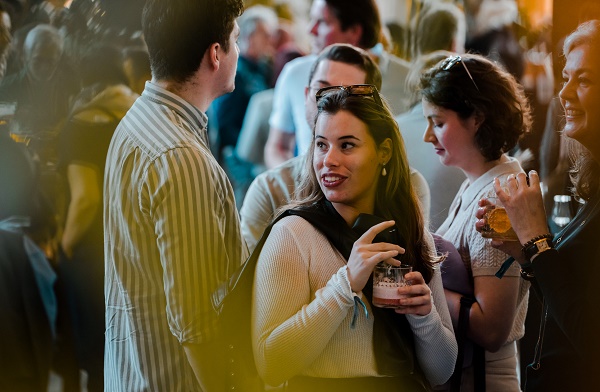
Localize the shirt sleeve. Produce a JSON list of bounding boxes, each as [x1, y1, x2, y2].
[[406, 265, 458, 386], [240, 175, 274, 252], [143, 146, 245, 344], [268, 61, 296, 134]]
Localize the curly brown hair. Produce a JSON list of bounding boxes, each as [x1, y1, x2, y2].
[[419, 53, 532, 162]]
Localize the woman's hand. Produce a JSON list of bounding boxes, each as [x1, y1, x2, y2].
[[346, 220, 403, 293], [394, 271, 431, 316], [494, 171, 550, 245], [475, 198, 528, 264]]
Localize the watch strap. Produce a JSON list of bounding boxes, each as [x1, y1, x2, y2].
[[522, 237, 554, 262]]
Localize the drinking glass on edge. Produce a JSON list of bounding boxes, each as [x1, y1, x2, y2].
[[372, 264, 412, 308]]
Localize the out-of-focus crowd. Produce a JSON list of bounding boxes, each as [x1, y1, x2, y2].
[[1, 0, 599, 391]]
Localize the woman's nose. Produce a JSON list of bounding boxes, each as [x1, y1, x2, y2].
[[323, 148, 339, 167], [558, 77, 575, 103], [423, 123, 435, 143]]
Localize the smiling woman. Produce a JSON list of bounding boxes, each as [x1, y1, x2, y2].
[[251, 87, 458, 391], [476, 20, 600, 391], [313, 110, 387, 218]]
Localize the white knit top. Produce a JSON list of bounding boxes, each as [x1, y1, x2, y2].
[[436, 157, 530, 345], [252, 215, 457, 388]]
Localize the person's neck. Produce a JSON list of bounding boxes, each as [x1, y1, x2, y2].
[[331, 202, 373, 227], [461, 154, 509, 184], [152, 78, 213, 113]]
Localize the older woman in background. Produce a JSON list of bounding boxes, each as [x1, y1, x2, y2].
[[477, 20, 600, 391]]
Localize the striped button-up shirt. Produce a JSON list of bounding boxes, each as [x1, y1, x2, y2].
[[104, 82, 248, 391]]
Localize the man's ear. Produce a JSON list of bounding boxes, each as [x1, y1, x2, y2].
[[206, 42, 220, 71]]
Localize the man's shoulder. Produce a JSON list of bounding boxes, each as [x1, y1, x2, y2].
[[257, 156, 301, 184], [247, 157, 301, 205], [282, 54, 317, 72], [117, 99, 207, 159], [277, 55, 316, 84]]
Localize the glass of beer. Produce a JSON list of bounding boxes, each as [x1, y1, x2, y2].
[[480, 175, 519, 241], [372, 264, 412, 308]]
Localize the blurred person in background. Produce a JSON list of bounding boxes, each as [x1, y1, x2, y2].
[[410, 1, 466, 60], [0, 131, 58, 392], [122, 46, 151, 95], [397, 1, 467, 231], [58, 43, 138, 392], [264, 0, 412, 169], [0, 1, 12, 81], [211, 4, 278, 158], [210, 4, 278, 204], [0, 24, 79, 137]]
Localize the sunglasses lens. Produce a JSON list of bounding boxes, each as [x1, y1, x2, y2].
[[315, 85, 382, 106], [442, 56, 460, 71]]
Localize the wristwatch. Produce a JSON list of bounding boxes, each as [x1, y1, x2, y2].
[[522, 237, 553, 262]]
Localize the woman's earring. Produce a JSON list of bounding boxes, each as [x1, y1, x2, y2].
[[382, 165, 387, 177]]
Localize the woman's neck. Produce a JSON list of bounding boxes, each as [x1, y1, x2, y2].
[[331, 202, 372, 227], [461, 154, 509, 184]]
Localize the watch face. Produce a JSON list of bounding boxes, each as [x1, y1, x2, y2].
[[536, 240, 551, 252]]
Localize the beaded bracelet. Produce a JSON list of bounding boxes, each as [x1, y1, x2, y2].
[[520, 233, 554, 255]]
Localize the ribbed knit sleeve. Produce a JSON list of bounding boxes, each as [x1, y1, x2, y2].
[[406, 268, 458, 386]]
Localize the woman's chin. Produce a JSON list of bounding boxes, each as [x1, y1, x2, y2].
[[563, 123, 585, 142]]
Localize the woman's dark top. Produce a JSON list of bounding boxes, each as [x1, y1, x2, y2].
[[525, 189, 600, 391]]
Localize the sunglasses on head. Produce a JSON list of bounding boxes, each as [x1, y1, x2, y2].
[[441, 56, 480, 92], [315, 84, 384, 107]]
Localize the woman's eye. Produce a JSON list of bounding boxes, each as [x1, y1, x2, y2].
[[579, 77, 591, 86], [341, 142, 355, 149]]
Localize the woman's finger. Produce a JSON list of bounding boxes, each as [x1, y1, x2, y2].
[[359, 220, 396, 244], [370, 252, 401, 266]]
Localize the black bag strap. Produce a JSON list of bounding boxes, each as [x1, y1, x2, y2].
[[449, 296, 486, 392], [473, 343, 486, 391], [450, 296, 474, 392]]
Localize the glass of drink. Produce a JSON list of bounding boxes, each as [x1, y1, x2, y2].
[[480, 195, 519, 241], [372, 264, 412, 308], [480, 174, 519, 241]]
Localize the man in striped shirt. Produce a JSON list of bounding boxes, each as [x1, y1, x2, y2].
[[103, 0, 247, 390]]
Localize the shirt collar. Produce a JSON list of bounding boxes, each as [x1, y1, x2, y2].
[[141, 81, 208, 131], [460, 156, 522, 209]]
